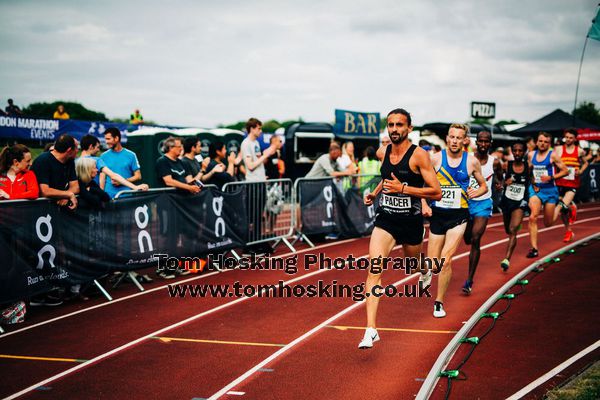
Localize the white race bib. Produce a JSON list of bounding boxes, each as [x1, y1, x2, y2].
[[438, 186, 462, 209], [533, 166, 547, 184], [505, 184, 525, 201], [565, 167, 576, 180], [381, 193, 411, 212], [469, 175, 479, 190]]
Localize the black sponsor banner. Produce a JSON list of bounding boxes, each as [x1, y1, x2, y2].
[[576, 164, 600, 202], [166, 189, 247, 255], [343, 187, 375, 236], [299, 179, 339, 235], [299, 179, 376, 237], [0, 188, 246, 303]]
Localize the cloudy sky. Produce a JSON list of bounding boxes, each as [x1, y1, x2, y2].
[[1, 0, 599, 128]]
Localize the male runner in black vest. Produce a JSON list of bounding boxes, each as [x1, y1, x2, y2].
[[358, 108, 442, 349]]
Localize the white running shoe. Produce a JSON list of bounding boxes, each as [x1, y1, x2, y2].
[[433, 301, 446, 318], [358, 327, 380, 349], [419, 270, 433, 287]]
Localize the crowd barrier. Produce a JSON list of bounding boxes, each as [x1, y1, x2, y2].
[[2, 166, 598, 308], [0, 185, 247, 304], [222, 179, 296, 252], [293, 174, 380, 242]]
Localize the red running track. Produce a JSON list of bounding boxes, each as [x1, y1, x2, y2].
[[0, 204, 599, 399], [430, 237, 600, 400]]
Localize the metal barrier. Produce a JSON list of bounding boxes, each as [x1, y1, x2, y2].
[[113, 187, 175, 200], [113, 185, 219, 200], [292, 174, 380, 246], [222, 179, 296, 252]]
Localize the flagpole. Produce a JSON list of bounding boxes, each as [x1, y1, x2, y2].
[[574, 3, 600, 125], [573, 35, 589, 125]]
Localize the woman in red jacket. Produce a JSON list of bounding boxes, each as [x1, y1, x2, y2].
[[0, 144, 39, 200]]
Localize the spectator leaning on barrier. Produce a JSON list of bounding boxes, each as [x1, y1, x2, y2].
[[100, 127, 142, 199], [156, 137, 201, 194], [53, 104, 70, 120], [79, 134, 148, 192], [75, 157, 109, 209], [5, 98, 23, 117], [181, 137, 205, 182], [0, 144, 39, 200], [338, 141, 357, 171], [305, 142, 354, 178], [31, 134, 79, 210], [204, 141, 235, 188]]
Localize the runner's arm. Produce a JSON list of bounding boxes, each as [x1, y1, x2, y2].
[[468, 157, 487, 199], [577, 147, 589, 176], [551, 152, 569, 180], [401, 149, 441, 200], [493, 158, 504, 190]]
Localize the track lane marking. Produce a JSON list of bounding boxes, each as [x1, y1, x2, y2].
[[0, 354, 87, 363], [506, 340, 600, 400], [151, 336, 285, 348], [327, 325, 458, 334]]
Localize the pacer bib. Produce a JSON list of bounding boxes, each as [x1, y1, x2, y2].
[[380, 193, 412, 213]]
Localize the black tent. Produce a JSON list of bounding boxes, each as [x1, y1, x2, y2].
[[512, 109, 600, 136]]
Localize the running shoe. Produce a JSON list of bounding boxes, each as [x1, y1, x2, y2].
[[563, 230, 574, 243], [568, 204, 577, 224], [29, 295, 63, 307], [157, 271, 176, 280], [433, 301, 446, 318], [526, 248, 538, 258], [419, 270, 433, 287], [358, 327, 380, 349], [500, 258, 510, 272], [462, 280, 473, 295]]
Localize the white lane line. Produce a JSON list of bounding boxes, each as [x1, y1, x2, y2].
[[506, 340, 600, 400], [486, 206, 600, 229], [0, 237, 365, 339]]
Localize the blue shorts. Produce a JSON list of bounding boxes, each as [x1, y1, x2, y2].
[[528, 185, 559, 205], [468, 198, 493, 218]]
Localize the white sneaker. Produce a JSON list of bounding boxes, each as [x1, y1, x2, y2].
[[433, 301, 446, 318], [419, 270, 432, 287], [358, 327, 380, 349]]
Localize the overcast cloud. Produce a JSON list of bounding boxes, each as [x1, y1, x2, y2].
[[1, 0, 599, 127]]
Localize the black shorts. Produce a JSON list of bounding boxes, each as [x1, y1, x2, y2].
[[374, 213, 424, 245], [429, 208, 469, 235], [558, 186, 576, 197], [500, 197, 529, 215]]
